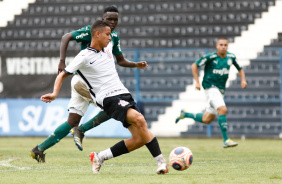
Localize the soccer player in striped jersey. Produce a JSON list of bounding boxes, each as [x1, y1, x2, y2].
[[41, 20, 168, 175], [30, 6, 147, 162], [175, 37, 248, 148]]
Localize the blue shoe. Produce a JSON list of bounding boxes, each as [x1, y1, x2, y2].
[[175, 109, 186, 124], [223, 139, 238, 148]]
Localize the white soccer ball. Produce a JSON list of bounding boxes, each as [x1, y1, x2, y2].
[[169, 146, 193, 171]]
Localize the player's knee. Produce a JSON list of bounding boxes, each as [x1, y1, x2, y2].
[[134, 114, 147, 130], [204, 120, 212, 124], [202, 114, 215, 124], [202, 118, 213, 124], [217, 106, 227, 115]]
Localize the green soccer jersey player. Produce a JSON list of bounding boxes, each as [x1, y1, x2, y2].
[[176, 37, 248, 148], [30, 6, 148, 162]]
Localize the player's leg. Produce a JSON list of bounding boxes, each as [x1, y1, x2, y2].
[[77, 111, 110, 133], [30, 76, 89, 161], [66, 75, 93, 151], [125, 109, 168, 174], [90, 108, 168, 174], [90, 94, 168, 174], [176, 110, 208, 124], [217, 106, 228, 142], [30, 113, 82, 162], [208, 88, 238, 148], [176, 90, 216, 124], [217, 106, 238, 148], [90, 109, 148, 174], [72, 110, 110, 151]]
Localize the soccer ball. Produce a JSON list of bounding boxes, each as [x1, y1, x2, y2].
[[169, 147, 193, 171]]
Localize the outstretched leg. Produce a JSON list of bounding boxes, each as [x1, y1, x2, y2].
[[30, 113, 81, 162], [90, 108, 168, 174], [175, 109, 204, 124]]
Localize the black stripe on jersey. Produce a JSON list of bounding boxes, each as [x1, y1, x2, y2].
[[89, 89, 96, 98], [96, 102, 103, 109], [64, 69, 73, 75], [76, 70, 96, 98], [76, 70, 92, 89]]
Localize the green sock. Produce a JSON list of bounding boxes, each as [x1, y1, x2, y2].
[[184, 112, 204, 123], [38, 121, 72, 151], [218, 115, 229, 141], [78, 111, 110, 132]]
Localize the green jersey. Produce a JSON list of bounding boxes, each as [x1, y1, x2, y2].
[[71, 25, 122, 55], [195, 52, 242, 94]]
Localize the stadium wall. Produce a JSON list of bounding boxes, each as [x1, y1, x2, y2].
[[0, 98, 131, 137]]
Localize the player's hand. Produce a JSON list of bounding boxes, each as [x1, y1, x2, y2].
[[136, 61, 148, 70], [195, 82, 201, 90], [58, 61, 66, 75], [241, 80, 247, 89], [41, 93, 57, 103]]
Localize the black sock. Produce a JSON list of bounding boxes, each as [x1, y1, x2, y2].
[[145, 137, 162, 157], [110, 140, 129, 157]]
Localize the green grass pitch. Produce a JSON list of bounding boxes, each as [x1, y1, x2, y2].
[[0, 137, 282, 184]]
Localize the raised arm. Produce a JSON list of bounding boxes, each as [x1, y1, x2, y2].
[[238, 69, 247, 89], [58, 33, 74, 74], [191, 63, 201, 90], [115, 54, 148, 70], [41, 71, 69, 103]]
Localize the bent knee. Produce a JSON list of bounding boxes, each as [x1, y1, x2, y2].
[[217, 106, 227, 115], [134, 114, 147, 128], [202, 113, 215, 124], [202, 119, 213, 124]]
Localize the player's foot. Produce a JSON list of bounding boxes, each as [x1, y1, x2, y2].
[[223, 139, 238, 148], [89, 152, 103, 174], [30, 145, 45, 163], [70, 127, 85, 151], [175, 109, 186, 124], [156, 162, 169, 174]]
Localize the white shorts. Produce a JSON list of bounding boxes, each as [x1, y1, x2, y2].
[[68, 75, 96, 116], [204, 87, 225, 115]]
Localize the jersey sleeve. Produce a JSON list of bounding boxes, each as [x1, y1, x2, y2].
[[112, 33, 123, 56], [64, 51, 87, 74], [71, 25, 92, 43], [232, 56, 243, 71], [195, 54, 210, 67]]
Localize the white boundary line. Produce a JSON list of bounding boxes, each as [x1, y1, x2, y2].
[[0, 158, 31, 171]]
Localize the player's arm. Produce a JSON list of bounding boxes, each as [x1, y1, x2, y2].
[[191, 63, 201, 90], [238, 69, 247, 89], [41, 71, 69, 103], [232, 56, 247, 89], [115, 54, 148, 70], [58, 33, 74, 74]]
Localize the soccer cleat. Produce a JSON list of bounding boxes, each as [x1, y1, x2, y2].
[[30, 145, 45, 163], [175, 109, 186, 124], [223, 139, 238, 148], [70, 127, 85, 151], [156, 162, 169, 175], [89, 152, 103, 174]]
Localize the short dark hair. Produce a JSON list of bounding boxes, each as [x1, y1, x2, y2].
[[217, 37, 228, 41], [104, 5, 119, 14], [91, 20, 110, 36]]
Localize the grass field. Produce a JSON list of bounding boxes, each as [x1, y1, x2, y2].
[[0, 137, 282, 184]]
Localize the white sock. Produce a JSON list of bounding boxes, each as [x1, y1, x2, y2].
[[155, 154, 166, 165], [98, 148, 113, 161]]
